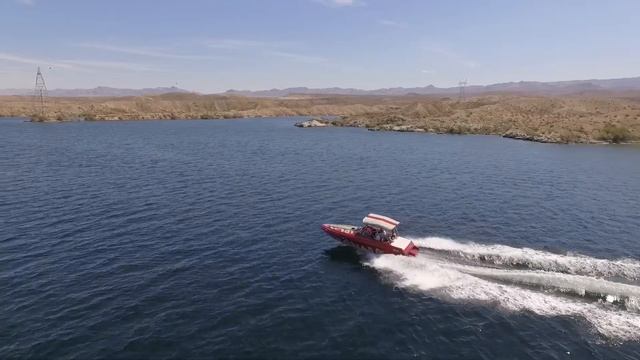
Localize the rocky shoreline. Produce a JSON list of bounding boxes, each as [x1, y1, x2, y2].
[[293, 118, 333, 128], [354, 124, 638, 144], [296, 120, 638, 145], [3, 93, 639, 144]]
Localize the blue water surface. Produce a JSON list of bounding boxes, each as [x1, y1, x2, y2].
[[1, 117, 640, 359]]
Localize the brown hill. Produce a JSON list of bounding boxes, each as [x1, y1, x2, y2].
[[1, 93, 639, 144]]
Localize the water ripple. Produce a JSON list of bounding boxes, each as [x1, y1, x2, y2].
[[1, 118, 640, 358]]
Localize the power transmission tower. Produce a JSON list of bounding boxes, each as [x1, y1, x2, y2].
[[34, 66, 48, 117], [458, 79, 467, 101]]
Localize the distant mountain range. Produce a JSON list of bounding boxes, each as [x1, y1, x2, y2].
[[0, 86, 191, 97], [222, 77, 640, 97], [2, 77, 640, 97]]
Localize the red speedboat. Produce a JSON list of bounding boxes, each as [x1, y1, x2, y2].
[[322, 214, 419, 256]]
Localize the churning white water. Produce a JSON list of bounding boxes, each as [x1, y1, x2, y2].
[[365, 237, 640, 342]]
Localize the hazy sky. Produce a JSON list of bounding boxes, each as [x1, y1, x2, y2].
[[1, 0, 639, 92]]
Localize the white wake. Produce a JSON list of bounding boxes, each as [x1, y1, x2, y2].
[[420, 237, 640, 280], [364, 236, 640, 342]]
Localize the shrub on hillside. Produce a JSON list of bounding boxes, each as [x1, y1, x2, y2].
[[597, 123, 634, 143], [81, 112, 97, 121], [30, 113, 47, 122]]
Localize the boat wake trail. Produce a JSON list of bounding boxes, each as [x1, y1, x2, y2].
[[364, 237, 640, 342], [421, 237, 640, 280]]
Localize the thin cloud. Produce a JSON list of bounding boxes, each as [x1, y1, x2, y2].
[[421, 69, 436, 74], [204, 39, 324, 63], [204, 39, 296, 50], [0, 52, 159, 72], [314, 0, 364, 8], [0, 66, 22, 74], [425, 45, 479, 69], [59, 59, 160, 72], [77, 43, 219, 60], [378, 19, 407, 28], [267, 51, 327, 64], [16, 0, 34, 6], [0, 52, 72, 69], [206, 39, 269, 49]]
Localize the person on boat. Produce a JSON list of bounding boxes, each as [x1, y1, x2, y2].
[[361, 226, 373, 238], [376, 229, 382, 241], [382, 229, 391, 242]]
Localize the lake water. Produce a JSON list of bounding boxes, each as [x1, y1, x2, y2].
[[2, 117, 640, 359]]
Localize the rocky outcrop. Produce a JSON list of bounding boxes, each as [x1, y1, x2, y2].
[[367, 124, 425, 133], [294, 118, 331, 128], [502, 130, 556, 143]]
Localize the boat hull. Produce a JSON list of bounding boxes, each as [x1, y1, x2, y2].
[[321, 224, 419, 256]]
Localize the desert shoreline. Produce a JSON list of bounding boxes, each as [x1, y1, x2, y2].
[[2, 93, 639, 144]]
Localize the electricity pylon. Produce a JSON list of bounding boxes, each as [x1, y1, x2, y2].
[[458, 79, 467, 101], [34, 66, 48, 116]]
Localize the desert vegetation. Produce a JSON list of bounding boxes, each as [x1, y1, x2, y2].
[[1, 93, 639, 144], [596, 123, 635, 143]]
